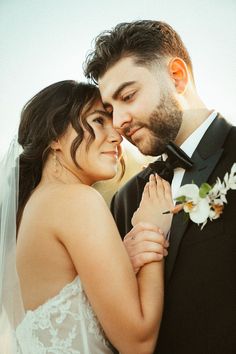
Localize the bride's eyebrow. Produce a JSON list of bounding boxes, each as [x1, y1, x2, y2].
[[89, 110, 112, 118]]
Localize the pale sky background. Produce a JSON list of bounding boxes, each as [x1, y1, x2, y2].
[[0, 0, 235, 158]]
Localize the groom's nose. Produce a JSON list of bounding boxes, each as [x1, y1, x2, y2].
[[113, 106, 132, 130]]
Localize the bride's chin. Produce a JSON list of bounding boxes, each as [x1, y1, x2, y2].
[[96, 170, 117, 182]]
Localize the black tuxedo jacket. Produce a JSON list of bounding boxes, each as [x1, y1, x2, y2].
[[111, 115, 236, 354]]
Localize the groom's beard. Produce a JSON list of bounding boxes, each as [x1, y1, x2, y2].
[[138, 94, 183, 156]]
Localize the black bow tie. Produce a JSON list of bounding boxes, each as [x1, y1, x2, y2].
[[146, 142, 194, 183]]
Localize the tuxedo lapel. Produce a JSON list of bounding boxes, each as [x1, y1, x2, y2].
[[165, 115, 232, 283]]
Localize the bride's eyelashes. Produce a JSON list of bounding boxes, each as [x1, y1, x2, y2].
[[92, 116, 105, 126]]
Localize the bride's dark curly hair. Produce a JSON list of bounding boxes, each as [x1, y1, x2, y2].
[[17, 80, 124, 227]]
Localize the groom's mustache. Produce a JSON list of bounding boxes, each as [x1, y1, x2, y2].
[[121, 123, 152, 141], [122, 124, 144, 138]]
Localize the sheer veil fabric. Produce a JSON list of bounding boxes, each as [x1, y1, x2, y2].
[[0, 137, 25, 353]]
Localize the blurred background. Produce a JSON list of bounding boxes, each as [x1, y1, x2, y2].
[[1, 0, 235, 203]]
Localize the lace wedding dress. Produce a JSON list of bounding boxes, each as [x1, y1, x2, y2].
[[15, 276, 114, 354]]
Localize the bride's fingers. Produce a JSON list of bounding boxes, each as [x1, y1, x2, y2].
[[127, 241, 167, 257], [155, 173, 165, 199], [131, 252, 165, 274], [123, 225, 168, 274], [156, 174, 172, 204], [124, 226, 166, 246], [141, 181, 150, 201], [131, 211, 137, 227], [149, 174, 158, 199], [163, 248, 168, 257], [124, 222, 163, 238], [162, 179, 174, 205]]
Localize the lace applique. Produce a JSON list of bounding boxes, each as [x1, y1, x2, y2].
[[16, 277, 114, 354]]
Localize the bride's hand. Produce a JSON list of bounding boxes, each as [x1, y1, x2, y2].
[[123, 222, 169, 274], [132, 174, 174, 237], [123, 175, 173, 273]]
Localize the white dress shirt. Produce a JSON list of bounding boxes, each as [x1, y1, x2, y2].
[[170, 111, 218, 200]]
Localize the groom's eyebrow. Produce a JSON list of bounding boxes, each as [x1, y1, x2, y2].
[[112, 81, 136, 100]]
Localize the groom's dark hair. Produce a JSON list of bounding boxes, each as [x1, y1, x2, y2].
[[84, 20, 193, 83]]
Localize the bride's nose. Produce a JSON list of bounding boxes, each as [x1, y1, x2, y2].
[[108, 128, 123, 144]]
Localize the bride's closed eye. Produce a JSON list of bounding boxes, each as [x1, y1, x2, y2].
[[93, 116, 105, 126]]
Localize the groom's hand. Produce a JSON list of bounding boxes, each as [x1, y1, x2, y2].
[[123, 222, 169, 274]]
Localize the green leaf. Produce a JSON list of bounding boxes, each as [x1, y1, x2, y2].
[[199, 183, 212, 198], [175, 196, 186, 203]]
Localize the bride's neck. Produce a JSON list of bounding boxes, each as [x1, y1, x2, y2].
[[40, 156, 84, 186]]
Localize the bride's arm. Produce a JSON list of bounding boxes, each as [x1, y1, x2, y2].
[[54, 181, 168, 354]]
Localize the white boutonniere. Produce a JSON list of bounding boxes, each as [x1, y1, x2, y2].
[[174, 163, 236, 229]]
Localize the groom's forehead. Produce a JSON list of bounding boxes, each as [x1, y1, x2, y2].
[[98, 58, 152, 99], [99, 58, 136, 87]]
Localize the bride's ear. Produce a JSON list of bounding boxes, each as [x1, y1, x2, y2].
[[50, 139, 61, 151]]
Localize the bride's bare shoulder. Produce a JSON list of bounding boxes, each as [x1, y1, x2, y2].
[[48, 184, 112, 238], [58, 183, 104, 203], [46, 183, 107, 212], [26, 183, 106, 219], [25, 184, 109, 235]]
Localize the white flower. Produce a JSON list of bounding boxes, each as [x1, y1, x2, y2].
[[176, 184, 211, 224], [227, 163, 236, 190], [175, 163, 236, 229]]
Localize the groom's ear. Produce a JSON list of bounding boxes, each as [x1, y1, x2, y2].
[[168, 57, 189, 94]]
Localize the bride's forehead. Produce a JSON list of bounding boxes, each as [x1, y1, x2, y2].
[[88, 101, 106, 114], [80, 98, 106, 118]]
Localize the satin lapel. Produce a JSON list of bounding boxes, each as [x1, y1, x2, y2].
[[165, 116, 232, 283]]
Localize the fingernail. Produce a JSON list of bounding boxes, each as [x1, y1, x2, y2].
[[149, 174, 155, 181]]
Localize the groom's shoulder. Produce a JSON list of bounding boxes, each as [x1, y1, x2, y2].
[[216, 113, 235, 132], [115, 165, 149, 197], [114, 174, 139, 201], [201, 114, 235, 151], [219, 115, 236, 145]]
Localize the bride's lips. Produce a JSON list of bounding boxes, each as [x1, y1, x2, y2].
[[101, 151, 118, 159]]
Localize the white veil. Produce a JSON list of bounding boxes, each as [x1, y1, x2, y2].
[[0, 137, 25, 353]]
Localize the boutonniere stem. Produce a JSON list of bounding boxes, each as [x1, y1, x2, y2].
[[163, 203, 184, 215]]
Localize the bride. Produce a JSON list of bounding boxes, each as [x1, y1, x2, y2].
[[0, 80, 173, 354]]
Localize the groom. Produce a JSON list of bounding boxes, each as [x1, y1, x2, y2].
[[85, 21, 236, 353]]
